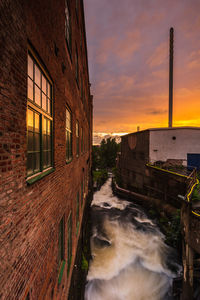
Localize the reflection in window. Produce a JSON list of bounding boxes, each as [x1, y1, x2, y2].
[[27, 54, 51, 114], [76, 121, 79, 157], [66, 108, 72, 162], [76, 191, 80, 234], [58, 216, 65, 265], [75, 46, 79, 86], [27, 53, 53, 177], [65, 0, 72, 54], [67, 213, 72, 275]]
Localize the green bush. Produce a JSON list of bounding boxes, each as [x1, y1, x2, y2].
[[191, 176, 200, 202], [93, 169, 108, 189], [164, 210, 181, 250], [81, 253, 88, 271]]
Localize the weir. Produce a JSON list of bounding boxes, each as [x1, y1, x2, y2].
[[85, 178, 180, 300]]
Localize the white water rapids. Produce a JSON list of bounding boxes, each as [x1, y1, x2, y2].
[[85, 178, 180, 300]]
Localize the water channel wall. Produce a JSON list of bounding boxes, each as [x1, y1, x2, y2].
[[114, 169, 200, 299]]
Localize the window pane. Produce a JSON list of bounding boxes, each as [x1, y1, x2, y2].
[[47, 151, 51, 167], [42, 75, 47, 93], [81, 127, 83, 152], [43, 117, 47, 134], [69, 133, 72, 157], [27, 153, 34, 175], [81, 182, 83, 206], [47, 135, 51, 149], [35, 85, 41, 106], [28, 132, 34, 151], [66, 131, 69, 161], [35, 133, 40, 151], [47, 119, 51, 134], [76, 122, 79, 137], [28, 55, 33, 79], [66, 109, 70, 129], [65, 5, 69, 23], [28, 78, 33, 100], [35, 152, 40, 172], [58, 217, 65, 263], [35, 113, 40, 133], [47, 98, 51, 114], [76, 192, 79, 222], [67, 213, 72, 274], [35, 65, 41, 87], [47, 83, 51, 98], [27, 109, 34, 130], [42, 93, 47, 111], [43, 151, 47, 168], [43, 135, 47, 150]]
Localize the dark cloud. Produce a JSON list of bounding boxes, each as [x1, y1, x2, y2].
[[147, 109, 168, 115]]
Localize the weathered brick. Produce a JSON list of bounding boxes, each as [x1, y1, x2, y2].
[[0, 0, 93, 299]]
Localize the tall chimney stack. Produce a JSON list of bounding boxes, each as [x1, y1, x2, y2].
[[169, 27, 174, 128]]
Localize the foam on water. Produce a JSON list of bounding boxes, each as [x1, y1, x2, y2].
[[85, 178, 180, 300]]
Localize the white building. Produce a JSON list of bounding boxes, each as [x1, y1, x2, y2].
[[148, 127, 200, 167]]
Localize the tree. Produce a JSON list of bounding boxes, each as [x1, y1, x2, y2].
[[99, 137, 120, 169]]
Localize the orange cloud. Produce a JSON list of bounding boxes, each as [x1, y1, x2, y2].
[[147, 42, 168, 68]]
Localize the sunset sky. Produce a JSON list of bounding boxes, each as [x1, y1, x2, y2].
[[84, 0, 200, 141]]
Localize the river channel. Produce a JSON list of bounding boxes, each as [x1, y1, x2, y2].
[[85, 177, 180, 300]]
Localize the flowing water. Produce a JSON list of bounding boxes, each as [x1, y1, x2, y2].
[[85, 178, 180, 300]]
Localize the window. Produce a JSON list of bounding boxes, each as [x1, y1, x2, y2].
[[65, 0, 72, 55], [81, 126, 83, 153], [75, 46, 79, 86], [76, 121, 79, 156], [76, 191, 80, 234], [25, 293, 30, 300], [66, 107, 72, 162], [67, 213, 72, 275], [27, 53, 53, 178], [80, 75, 83, 100], [80, 31, 83, 53], [84, 172, 86, 195], [58, 216, 65, 265], [75, 0, 79, 18], [81, 179, 83, 207], [84, 129, 86, 153]]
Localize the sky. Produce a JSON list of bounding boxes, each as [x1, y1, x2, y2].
[[84, 0, 200, 142]]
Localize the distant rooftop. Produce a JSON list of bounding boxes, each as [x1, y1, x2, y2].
[[123, 126, 200, 137]]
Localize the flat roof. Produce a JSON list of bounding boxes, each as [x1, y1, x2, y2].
[[123, 126, 200, 138]]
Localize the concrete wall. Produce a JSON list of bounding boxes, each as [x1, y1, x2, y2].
[[0, 0, 92, 299], [149, 128, 200, 166]]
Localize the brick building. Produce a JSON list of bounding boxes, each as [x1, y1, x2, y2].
[[0, 0, 92, 299]]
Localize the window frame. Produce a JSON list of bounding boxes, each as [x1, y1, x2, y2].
[[75, 45, 79, 87], [76, 120, 79, 157], [27, 50, 53, 181], [81, 179, 83, 207], [76, 191, 80, 235], [65, 0, 72, 57], [75, 0, 79, 21], [58, 216, 65, 265], [66, 106, 73, 163], [67, 212, 72, 275], [58, 215, 66, 285], [81, 126, 83, 153]]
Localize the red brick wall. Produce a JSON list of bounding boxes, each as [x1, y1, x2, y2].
[[0, 0, 92, 299]]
